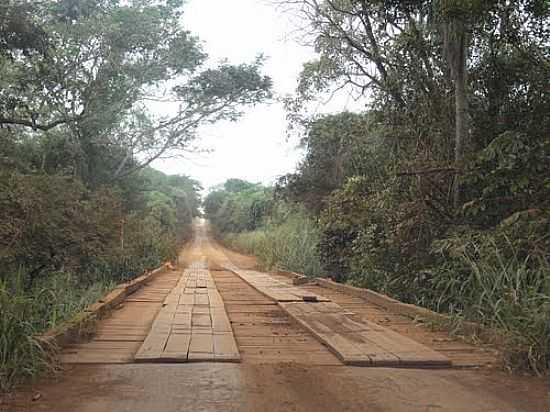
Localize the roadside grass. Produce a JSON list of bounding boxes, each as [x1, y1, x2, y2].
[[431, 238, 550, 374], [0, 285, 56, 392], [224, 213, 323, 277], [0, 244, 177, 392], [0, 272, 113, 391]]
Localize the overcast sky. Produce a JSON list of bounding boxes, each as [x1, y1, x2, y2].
[[151, 0, 359, 192]]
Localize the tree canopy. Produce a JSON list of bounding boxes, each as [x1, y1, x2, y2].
[[1, 0, 272, 185]]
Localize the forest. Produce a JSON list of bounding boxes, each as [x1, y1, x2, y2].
[[0, 0, 271, 390], [205, 0, 550, 374], [1, 0, 549, 392]]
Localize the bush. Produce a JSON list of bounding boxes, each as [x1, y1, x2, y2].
[[0, 173, 120, 288], [324, 176, 550, 374], [320, 176, 445, 286]]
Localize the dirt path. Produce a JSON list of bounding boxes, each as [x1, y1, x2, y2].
[[4, 223, 550, 412]]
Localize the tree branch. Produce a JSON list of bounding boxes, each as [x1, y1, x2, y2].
[[0, 116, 70, 131]]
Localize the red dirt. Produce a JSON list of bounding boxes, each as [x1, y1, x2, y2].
[[3, 224, 550, 412]]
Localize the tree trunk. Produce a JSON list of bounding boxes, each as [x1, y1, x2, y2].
[[443, 14, 469, 210], [453, 57, 468, 209]]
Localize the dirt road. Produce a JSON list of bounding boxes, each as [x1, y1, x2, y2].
[[5, 223, 550, 412]]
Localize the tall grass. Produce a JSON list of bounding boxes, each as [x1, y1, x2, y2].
[[224, 211, 324, 277], [0, 272, 113, 391], [0, 284, 55, 392], [430, 234, 550, 374]]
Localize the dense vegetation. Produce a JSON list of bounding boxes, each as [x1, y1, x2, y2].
[[205, 179, 323, 276], [207, 1, 550, 374], [0, 0, 271, 390]]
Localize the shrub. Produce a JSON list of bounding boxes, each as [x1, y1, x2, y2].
[[0, 173, 120, 289], [320, 176, 445, 286]]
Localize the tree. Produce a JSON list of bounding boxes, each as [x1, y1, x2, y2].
[[285, 0, 548, 209], [437, 0, 476, 208], [0, 1, 272, 186], [276, 112, 386, 212], [204, 180, 274, 233]]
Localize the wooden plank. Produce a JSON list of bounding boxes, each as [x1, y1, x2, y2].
[[176, 304, 193, 314], [179, 293, 194, 305], [192, 305, 210, 314], [223, 263, 450, 368], [195, 294, 209, 305], [134, 332, 169, 362], [192, 313, 212, 328], [312, 302, 355, 314], [283, 287, 330, 302], [208, 290, 225, 307], [211, 310, 232, 333], [359, 329, 451, 367], [312, 331, 370, 365], [134, 262, 239, 363], [338, 332, 399, 366], [188, 333, 214, 354], [315, 313, 370, 334], [161, 333, 191, 361], [173, 312, 192, 330], [149, 320, 172, 334], [213, 333, 240, 362], [230, 269, 331, 303]]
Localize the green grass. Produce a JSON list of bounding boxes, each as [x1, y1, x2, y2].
[[433, 237, 550, 374], [0, 272, 113, 391], [224, 212, 323, 277], [0, 286, 55, 392]]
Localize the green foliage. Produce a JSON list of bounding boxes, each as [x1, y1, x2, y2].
[[224, 207, 323, 277], [0, 283, 54, 392], [204, 179, 274, 234], [278, 0, 550, 374], [0, 271, 112, 391], [276, 113, 388, 212], [318, 175, 444, 286], [0, 174, 120, 287], [206, 179, 323, 277], [0, 165, 200, 391], [428, 219, 550, 373], [462, 132, 550, 226], [1, 0, 272, 184]]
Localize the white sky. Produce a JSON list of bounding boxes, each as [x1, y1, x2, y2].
[[151, 0, 361, 192]]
